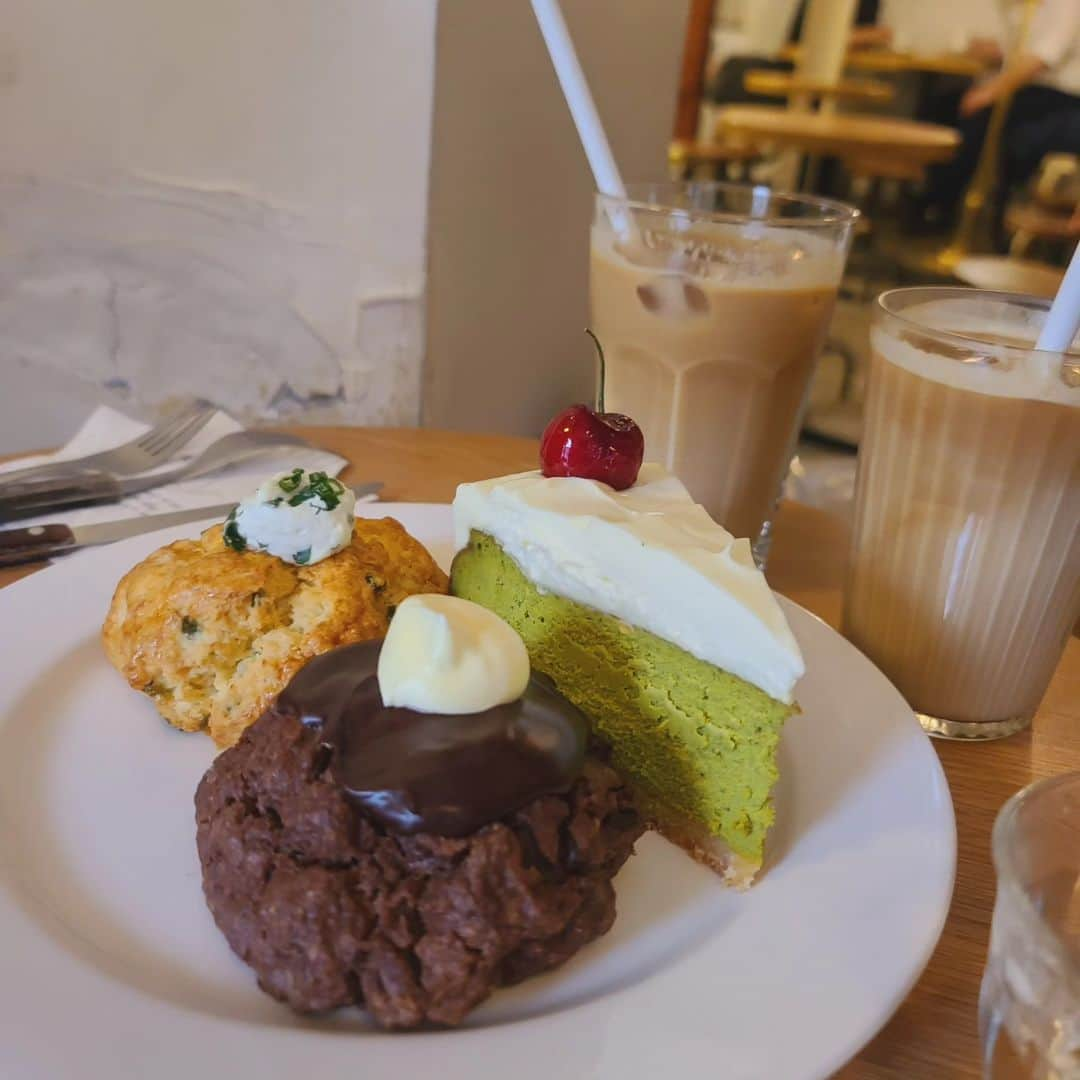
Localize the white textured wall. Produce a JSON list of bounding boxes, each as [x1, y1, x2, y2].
[[424, 0, 689, 437], [0, 0, 436, 450]]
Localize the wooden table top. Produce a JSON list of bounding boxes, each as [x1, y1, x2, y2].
[[717, 105, 960, 166], [3, 425, 1077, 1078]]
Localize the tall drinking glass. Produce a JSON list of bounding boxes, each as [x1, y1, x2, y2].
[[845, 288, 1080, 740], [979, 772, 1080, 1078], [590, 182, 857, 563]]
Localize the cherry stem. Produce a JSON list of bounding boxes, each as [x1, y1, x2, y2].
[[586, 328, 605, 413]]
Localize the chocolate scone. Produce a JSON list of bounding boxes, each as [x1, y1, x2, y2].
[[195, 671, 642, 1029]]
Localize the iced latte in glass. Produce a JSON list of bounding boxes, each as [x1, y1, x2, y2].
[[845, 288, 1080, 739], [590, 183, 856, 557]]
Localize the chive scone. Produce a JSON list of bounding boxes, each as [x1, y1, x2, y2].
[[103, 499, 447, 748]]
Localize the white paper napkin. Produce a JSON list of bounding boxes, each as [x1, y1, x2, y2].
[[1, 405, 350, 529]]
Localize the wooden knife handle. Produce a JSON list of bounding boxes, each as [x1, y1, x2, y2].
[[0, 524, 77, 566]]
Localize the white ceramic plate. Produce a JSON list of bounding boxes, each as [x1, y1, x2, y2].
[[0, 504, 955, 1080]]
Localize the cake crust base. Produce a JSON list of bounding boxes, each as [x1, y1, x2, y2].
[[648, 811, 760, 890]]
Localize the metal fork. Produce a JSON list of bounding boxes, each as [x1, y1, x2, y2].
[[113, 430, 313, 496], [0, 430, 313, 519], [0, 400, 216, 487]]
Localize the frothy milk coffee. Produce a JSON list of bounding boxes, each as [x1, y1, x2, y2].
[[590, 217, 844, 540], [845, 294, 1080, 736]]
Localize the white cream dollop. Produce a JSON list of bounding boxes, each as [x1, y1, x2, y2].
[[377, 594, 530, 714], [228, 468, 355, 566], [452, 465, 804, 703]]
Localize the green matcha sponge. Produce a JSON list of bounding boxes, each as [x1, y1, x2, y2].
[[450, 530, 794, 873]]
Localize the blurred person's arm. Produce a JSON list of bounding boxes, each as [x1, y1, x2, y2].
[[961, 52, 1048, 114], [966, 37, 1004, 66], [961, 0, 1080, 115]]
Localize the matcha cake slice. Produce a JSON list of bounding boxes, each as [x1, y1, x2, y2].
[[450, 466, 804, 888]]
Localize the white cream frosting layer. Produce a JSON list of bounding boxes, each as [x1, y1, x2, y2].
[[452, 465, 804, 703]]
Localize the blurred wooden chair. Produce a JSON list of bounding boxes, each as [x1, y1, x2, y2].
[[742, 69, 895, 107], [1004, 203, 1077, 258], [667, 137, 761, 181], [1000, 155, 1079, 259], [844, 152, 927, 184], [779, 43, 984, 79]]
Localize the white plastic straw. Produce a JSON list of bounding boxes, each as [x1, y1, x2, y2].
[[529, 0, 626, 199], [1036, 244, 1080, 351]]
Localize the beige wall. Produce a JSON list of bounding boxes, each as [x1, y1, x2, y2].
[[424, 0, 689, 437]]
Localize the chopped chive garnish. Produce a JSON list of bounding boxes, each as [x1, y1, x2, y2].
[[277, 467, 305, 493], [293, 547, 312, 565], [287, 471, 343, 510], [223, 510, 247, 552]]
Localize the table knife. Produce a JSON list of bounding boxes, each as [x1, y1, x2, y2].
[[0, 483, 383, 567]]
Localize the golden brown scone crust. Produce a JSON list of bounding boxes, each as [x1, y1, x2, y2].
[[102, 517, 448, 747]]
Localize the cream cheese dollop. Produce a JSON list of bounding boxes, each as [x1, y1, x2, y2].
[[452, 465, 805, 704], [225, 468, 355, 566], [377, 595, 530, 714]]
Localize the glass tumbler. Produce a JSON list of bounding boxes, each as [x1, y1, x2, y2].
[[589, 182, 857, 564], [845, 288, 1080, 740], [979, 772, 1080, 1078]]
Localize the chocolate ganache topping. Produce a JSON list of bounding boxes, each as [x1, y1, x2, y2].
[[276, 640, 589, 836]]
